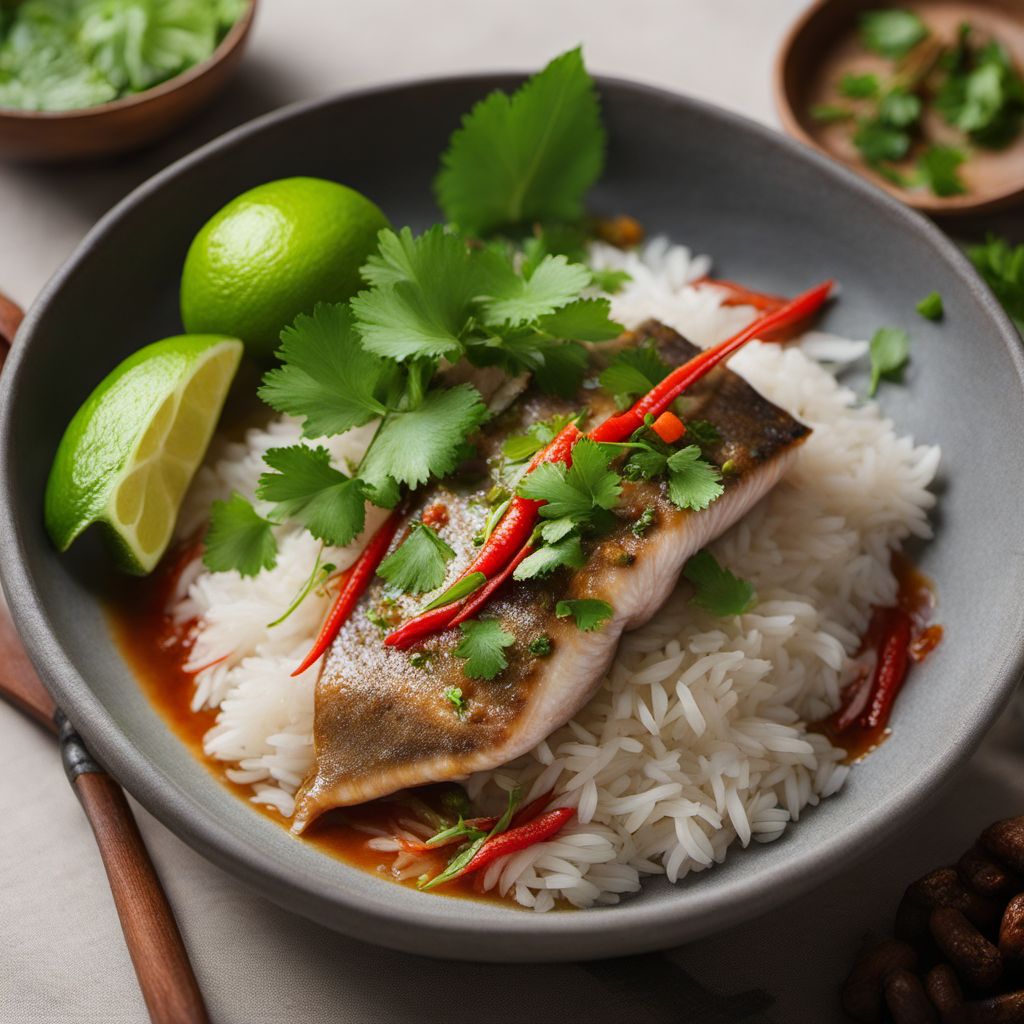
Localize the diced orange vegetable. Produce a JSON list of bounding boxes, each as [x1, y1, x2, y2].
[[651, 411, 686, 444]]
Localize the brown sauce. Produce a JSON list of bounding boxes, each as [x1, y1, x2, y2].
[[107, 550, 513, 907], [813, 552, 942, 762]]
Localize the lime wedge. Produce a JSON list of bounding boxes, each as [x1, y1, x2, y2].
[[45, 334, 243, 575]]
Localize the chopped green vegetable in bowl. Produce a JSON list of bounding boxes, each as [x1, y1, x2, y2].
[[0, 0, 247, 112]]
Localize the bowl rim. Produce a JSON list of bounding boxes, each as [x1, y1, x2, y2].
[[773, 0, 1024, 217], [0, 0, 257, 123], [3, 71, 1023, 961]]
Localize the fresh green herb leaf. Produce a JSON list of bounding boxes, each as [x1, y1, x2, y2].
[[444, 686, 468, 717], [517, 437, 621, 523], [665, 446, 724, 511], [503, 411, 581, 463], [839, 72, 880, 99], [916, 144, 966, 197], [352, 226, 479, 362], [513, 535, 585, 580], [538, 515, 579, 543], [423, 571, 487, 612], [968, 234, 1024, 332], [454, 619, 515, 680], [257, 445, 367, 548], [936, 40, 1024, 148], [529, 634, 553, 656], [203, 493, 277, 577], [590, 268, 632, 294], [365, 607, 391, 631], [477, 251, 592, 327], [811, 104, 855, 124], [555, 598, 613, 632], [259, 303, 400, 439], [599, 345, 671, 403], [632, 506, 656, 537], [683, 550, 756, 617], [868, 326, 911, 395], [360, 384, 489, 489], [859, 9, 928, 60], [409, 650, 434, 669], [853, 118, 911, 164], [474, 497, 511, 547], [685, 420, 722, 446], [377, 522, 455, 594], [534, 298, 623, 342], [877, 89, 922, 128], [435, 47, 605, 236], [916, 291, 944, 321]]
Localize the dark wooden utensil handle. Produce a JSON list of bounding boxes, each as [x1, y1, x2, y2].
[[58, 718, 211, 1024], [0, 293, 209, 1023]]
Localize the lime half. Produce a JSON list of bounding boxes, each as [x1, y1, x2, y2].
[[45, 334, 243, 574]]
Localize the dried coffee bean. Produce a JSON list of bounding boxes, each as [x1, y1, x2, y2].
[[957, 991, 1024, 1024], [908, 868, 1003, 930], [924, 964, 962, 1019], [998, 894, 1024, 963], [981, 819, 1024, 875], [930, 907, 1004, 991], [958, 844, 1022, 899], [842, 939, 919, 1022], [884, 968, 938, 1023]]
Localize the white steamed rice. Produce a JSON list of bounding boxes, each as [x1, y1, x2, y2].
[[170, 238, 940, 909]]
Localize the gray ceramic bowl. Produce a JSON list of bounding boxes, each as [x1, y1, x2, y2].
[[2, 75, 1023, 962]]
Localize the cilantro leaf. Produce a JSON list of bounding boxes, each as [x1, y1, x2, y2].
[[360, 384, 489, 488], [555, 598, 613, 632], [502, 411, 580, 463], [599, 346, 670, 402], [868, 326, 910, 395], [853, 118, 911, 165], [529, 339, 590, 398], [477, 252, 592, 326], [529, 634, 552, 656], [517, 437, 621, 522], [968, 234, 1024, 332], [435, 47, 605, 236], [352, 226, 478, 361], [685, 420, 722, 446], [513, 535, 585, 580], [259, 303, 399, 438], [444, 686, 468, 717], [811, 104, 855, 124], [623, 444, 667, 481], [377, 522, 455, 593], [683, 551, 756, 617], [203, 494, 277, 577], [916, 291, 944, 321], [591, 268, 632, 294], [257, 445, 367, 547], [632, 506, 656, 537], [454, 619, 515, 680], [877, 89, 921, 129], [665, 446, 724, 511], [916, 145, 966, 198], [535, 298, 623, 342], [839, 72, 880, 99], [859, 9, 928, 59]]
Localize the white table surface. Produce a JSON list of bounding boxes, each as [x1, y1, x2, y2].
[[3, 2, 1023, 1021]]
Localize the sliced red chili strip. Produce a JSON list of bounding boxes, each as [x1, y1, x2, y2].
[[693, 275, 786, 312], [291, 513, 401, 676]]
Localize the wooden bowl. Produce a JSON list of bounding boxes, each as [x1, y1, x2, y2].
[[0, 1, 256, 162], [775, 0, 1024, 216]]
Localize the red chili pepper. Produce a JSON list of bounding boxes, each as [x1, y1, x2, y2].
[[384, 425, 580, 649], [693, 275, 786, 312], [291, 513, 401, 676], [650, 410, 686, 444], [858, 608, 913, 732], [457, 806, 575, 881], [448, 541, 535, 628], [509, 790, 554, 829]]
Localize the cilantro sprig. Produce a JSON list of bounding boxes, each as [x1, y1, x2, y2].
[[683, 551, 756, 617], [556, 598, 613, 632], [204, 494, 277, 578], [377, 522, 455, 594], [454, 619, 515, 680]]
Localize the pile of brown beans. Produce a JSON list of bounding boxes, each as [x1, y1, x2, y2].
[[842, 816, 1024, 1022]]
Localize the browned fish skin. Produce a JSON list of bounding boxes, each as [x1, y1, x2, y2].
[[292, 322, 810, 830]]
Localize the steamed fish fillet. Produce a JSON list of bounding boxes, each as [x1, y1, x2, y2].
[[292, 322, 810, 830]]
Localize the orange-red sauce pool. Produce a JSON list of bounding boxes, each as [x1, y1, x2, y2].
[[106, 555, 510, 906]]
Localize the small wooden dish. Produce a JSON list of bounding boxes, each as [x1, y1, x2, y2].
[[0, 1, 256, 162], [775, 0, 1024, 216]]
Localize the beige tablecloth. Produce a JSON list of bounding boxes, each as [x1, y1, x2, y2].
[[2, 3, 1022, 1021]]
